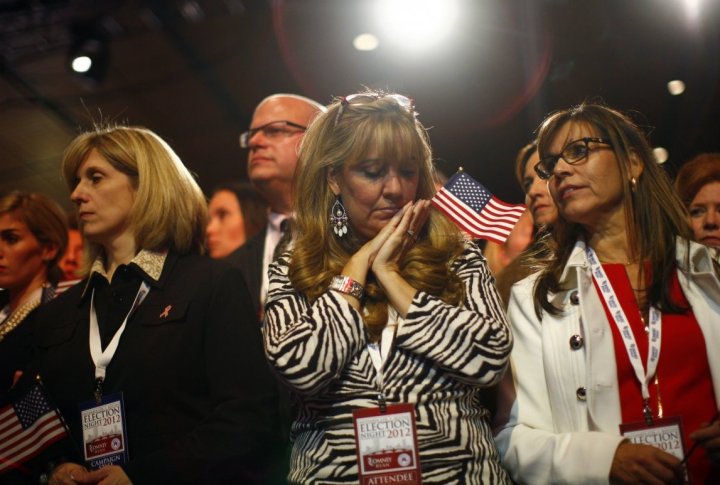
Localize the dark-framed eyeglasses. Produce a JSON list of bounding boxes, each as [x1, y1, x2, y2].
[[534, 137, 612, 180], [333, 93, 415, 127], [239, 120, 307, 149]]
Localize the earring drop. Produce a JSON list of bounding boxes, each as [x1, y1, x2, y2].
[[330, 197, 349, 237]]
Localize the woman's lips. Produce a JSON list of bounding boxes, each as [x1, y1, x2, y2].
[[374, 207, 400, 217], [557, 185, 584, 200], [249, 156, 272, 166], [701, 236, 720, 247]]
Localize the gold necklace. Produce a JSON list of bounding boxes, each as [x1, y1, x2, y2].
[[0, 295, 42, 343]]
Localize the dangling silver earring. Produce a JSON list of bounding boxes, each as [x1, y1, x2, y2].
[[330, 197, 349, 237]]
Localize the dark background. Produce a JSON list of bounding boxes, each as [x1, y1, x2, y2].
[[2, 0, 719, 210]]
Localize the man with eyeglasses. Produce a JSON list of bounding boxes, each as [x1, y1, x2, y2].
[[224, 94, 325, 484], [227, 93, 326, 319]]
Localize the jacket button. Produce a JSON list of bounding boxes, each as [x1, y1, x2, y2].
[[570, 290, 580, 305], [576, 387, 587, 401], [569, 334, 584, 350]]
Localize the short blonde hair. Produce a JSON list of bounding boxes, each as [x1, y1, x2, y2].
[[62, 125, 207, 263]]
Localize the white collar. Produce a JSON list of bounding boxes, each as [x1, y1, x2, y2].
[[267, 212, 290, 233]]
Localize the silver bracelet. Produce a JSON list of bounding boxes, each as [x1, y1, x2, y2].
[[329, 275, 365, 300]]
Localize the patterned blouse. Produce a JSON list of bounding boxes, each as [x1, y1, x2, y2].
[[263, 243, 512, 484]]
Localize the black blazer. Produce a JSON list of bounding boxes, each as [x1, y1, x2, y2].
[[27, 253, 280, 484], [0, 301, 36, 391], [225, 228, 267, 318], [0, 286, 57, 391]]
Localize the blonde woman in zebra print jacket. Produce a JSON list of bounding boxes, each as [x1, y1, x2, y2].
[[263, 91, 513, 484]]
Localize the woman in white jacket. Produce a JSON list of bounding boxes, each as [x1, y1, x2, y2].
[[494, 102, 720, 484]]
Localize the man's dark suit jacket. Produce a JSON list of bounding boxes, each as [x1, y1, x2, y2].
[[225, 228, 266, 318], [27, 252, 280, 484], [223, 227, 294, 484]]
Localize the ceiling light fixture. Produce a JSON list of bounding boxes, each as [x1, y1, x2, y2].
[[68, 25, 109, 86], [667, 80, 685, 96], [71, 55, 92, 73], [653, 147, 669, 164]]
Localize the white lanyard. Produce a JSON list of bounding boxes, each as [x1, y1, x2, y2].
[[89, 281, 150, 398], [367, 309, 399, 411], [586, 246, 661, 424]]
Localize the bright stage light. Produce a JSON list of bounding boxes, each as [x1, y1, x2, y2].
[[354, 33, 380, 51], [375, 0, 459, 50], [684, 0, 701, 21]]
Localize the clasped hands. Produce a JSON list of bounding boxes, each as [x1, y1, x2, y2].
[[50, 463, 131, 485], [340, 200, 431, 318]]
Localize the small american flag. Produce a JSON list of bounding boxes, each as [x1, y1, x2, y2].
[[432, 170, 526, 244], [0, 383, 68, 474]]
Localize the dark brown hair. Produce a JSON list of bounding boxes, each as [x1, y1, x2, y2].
[[532, 102, 692, 317], [211, 182, 268, 241], [0, 192, 68, 285], [514, 142, 538, 190]]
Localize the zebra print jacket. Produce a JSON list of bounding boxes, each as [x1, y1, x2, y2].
[[263, 242, 512, 484]]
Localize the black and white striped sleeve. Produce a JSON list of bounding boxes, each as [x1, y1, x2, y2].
[[394, 243, 512, 386], [262, 253, 369, 396]]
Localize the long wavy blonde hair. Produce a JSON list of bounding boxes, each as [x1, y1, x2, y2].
[[289, 91, 466, 338]]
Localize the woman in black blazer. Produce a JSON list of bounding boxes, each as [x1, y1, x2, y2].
[[28, 126, 279, 485]]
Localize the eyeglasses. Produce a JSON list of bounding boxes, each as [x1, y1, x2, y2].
[[333, 93, 415, 127], [534, 137, 612, 180], [239, 120, 307, 148]]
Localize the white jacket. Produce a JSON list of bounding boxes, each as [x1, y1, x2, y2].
[[494, 238, 720, 484]]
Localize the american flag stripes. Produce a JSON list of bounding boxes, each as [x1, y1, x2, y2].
[[432, 170, 526, 244], [0, 383, 68, 474]]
